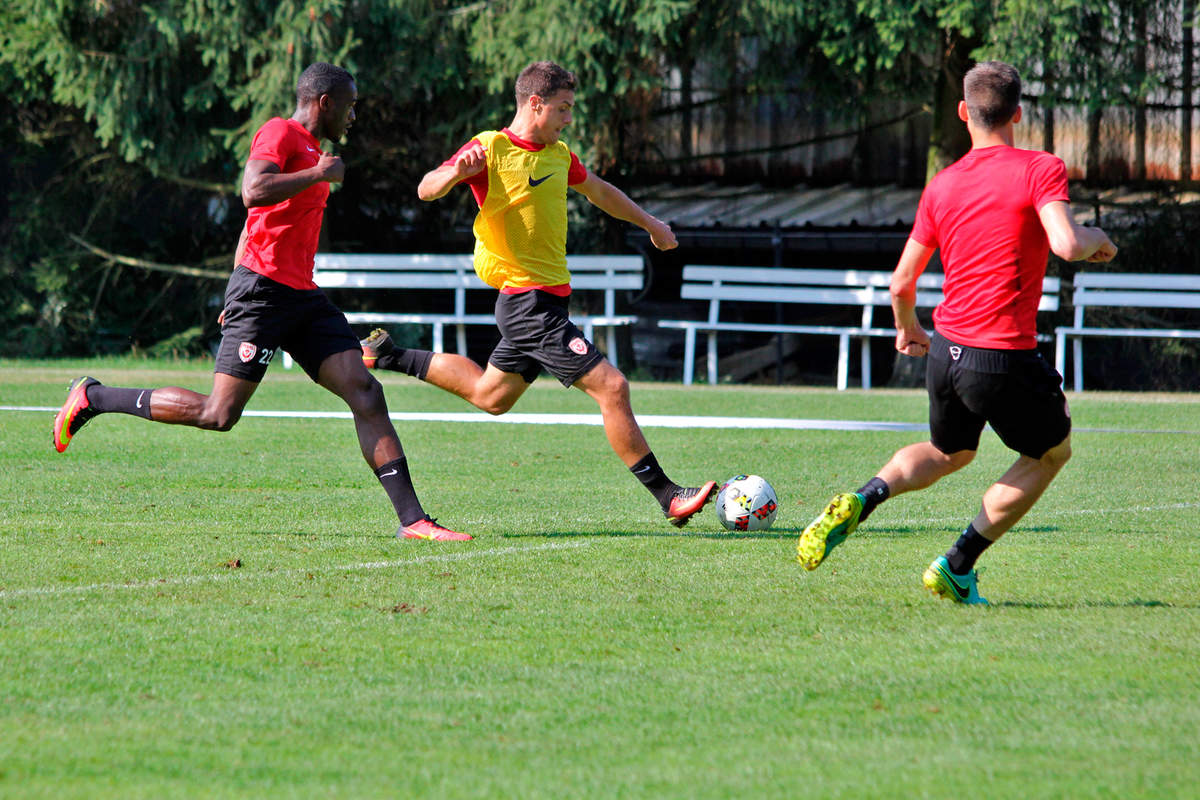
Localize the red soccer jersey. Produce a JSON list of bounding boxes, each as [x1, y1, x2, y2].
[[240, 117, 330, 290], [910, 145, 1070, 349]]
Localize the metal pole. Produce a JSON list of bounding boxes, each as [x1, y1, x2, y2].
[[773, 222, 784, 384]]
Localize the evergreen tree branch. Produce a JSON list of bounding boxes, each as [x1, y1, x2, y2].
[[68, 235, 231, 280]]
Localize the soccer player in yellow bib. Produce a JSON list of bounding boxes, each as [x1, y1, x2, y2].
[[364, 61, 717, 527]]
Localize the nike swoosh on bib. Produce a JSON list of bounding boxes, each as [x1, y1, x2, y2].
[[528, 173, 553, 187]]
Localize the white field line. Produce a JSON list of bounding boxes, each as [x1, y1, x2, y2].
[[6, 404, 1199, 434], [17, 500, 1200, 532], [6, 405, 923, 431], [909, 501, 1200, 529], [0, 540, 589, 600], [7, 500, 1199, 596], [4, 501, 1197, 598]]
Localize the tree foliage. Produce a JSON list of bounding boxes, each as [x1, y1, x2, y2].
[[0, 0, 1188, 357], [983, 0, 1171, 109]]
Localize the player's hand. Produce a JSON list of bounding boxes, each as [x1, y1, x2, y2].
[[648, 218, 677, 251], [895, 325, 930, 357], [318, 152, 345, 183], [1087, 232, 1118, 262], [454, 143, 487, 179]]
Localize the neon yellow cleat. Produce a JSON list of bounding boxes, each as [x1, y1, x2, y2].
[[796, 492, 862, 570], [923, 556, 989, 605]]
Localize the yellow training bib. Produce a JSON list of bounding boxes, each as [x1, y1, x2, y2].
[[471, 130, 573, 290]]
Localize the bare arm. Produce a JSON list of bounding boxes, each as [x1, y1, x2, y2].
[[233, 219, 249, 267], [572, 172, 677, 250], [889, 237, 937, 356], [417, 141, 486, 201], [241, 154, 344, 208], [1038, 201, 1117, 262]]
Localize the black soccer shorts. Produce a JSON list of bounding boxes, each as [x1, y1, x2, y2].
[[926, 331, 1071, 459], [488, 289, 605, 386], [214, 266, 361, 382]]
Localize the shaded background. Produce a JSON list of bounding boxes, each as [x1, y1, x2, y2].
[[2, 0, 1197, 388]]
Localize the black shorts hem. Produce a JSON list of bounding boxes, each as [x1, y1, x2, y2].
[[558, 351, 606, 388], [486, 357, 542, 385]]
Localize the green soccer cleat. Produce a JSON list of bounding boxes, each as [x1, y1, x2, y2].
[[796, 492, 863, 570], [922, 556, 989, 605]]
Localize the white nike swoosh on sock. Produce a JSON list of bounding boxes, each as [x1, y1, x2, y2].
[[379, 469, 398, 478], [136, 391, 146, 409]]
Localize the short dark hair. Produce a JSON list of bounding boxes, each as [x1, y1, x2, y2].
[[963, 61, 1021, 130], [515, 61, 577, 104], [296, 62, 354, 104]]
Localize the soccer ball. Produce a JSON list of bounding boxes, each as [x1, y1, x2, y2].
[[715, 474, 778, 531]]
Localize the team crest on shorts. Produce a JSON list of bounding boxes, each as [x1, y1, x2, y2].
[[949, 346, 962, 360], [567, 337, 588, 355], [238, 342, 258, 363]]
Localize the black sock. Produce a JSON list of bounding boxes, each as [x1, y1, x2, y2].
[[374, 457, 426, 526], [87, 384, 154, 420], [377, 348, 434, 380], [855, 477, 890, 522], [630, 452, 680, 509], [945, 523, 993, 574]]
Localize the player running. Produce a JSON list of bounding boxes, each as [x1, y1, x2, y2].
[[52, 63, 469, 542], [796, 61, 1117, 603], [362, 60, 716, 527]]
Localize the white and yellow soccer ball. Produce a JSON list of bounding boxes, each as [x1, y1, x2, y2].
[[715, 474, 778, 531]]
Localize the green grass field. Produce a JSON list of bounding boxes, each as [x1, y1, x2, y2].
[[2, 360, 1198, 799]]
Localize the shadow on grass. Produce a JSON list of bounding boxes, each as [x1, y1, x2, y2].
[[866, 524, 1062, 536], [993, 599, 1189, 609], [232, 527, 799, 541], [502, 527, 801, 541]]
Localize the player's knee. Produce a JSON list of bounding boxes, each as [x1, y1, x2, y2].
[[201, 405, 242, 432], [595, 368, 630, 402], [480, 396, 515, 416], [349, 373, 388, 415]]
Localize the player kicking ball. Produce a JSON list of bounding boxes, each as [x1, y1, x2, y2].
[[796, 61, 1116, 603], [362, 60, 716, 527], [52, 63, 469, 542]]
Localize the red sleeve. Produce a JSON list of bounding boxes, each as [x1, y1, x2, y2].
[[442, 138, 488, 206], [909, 184, 938, 249], [567, 151, 588, 185], [1027, 153, 1070, 211], [248, 118, 294, 169], [441, 138, 481, 168]]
